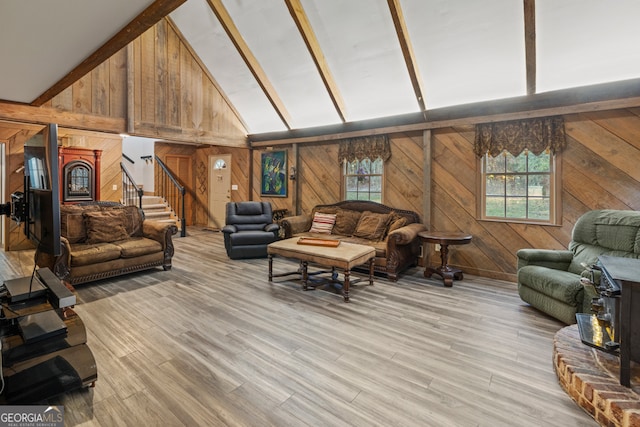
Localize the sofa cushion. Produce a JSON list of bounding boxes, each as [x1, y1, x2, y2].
[[333, 209, 362, 236], [104, 205, 144, 237], [230, 230, 278, 246], [309, 212, 336, 234], [84, 210, 129, 244], [353, 211, 390, 241], [70, 242, 122, 267], [386, 212, 408, 237], [341, 236, 387, 257], [115, 237, 163, 258], [60, 204, 100, 243]]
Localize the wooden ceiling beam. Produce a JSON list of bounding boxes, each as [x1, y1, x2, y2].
[[524, 0, 537, 95], [0, 102, 125, 134], [387, 0, 427, 113], [31, 0, 187, 106], [249, 78, 640, 146], [285, 0, 347, 123], [206, 0, 292, 130]]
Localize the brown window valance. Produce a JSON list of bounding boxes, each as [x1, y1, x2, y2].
[[338, 135, 391, 163], [474, 116, 566, 158]]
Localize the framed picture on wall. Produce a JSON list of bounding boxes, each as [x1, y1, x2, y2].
[[261, 150, 287, 197]]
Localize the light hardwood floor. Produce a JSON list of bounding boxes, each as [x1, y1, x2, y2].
[[1, 229, 596, 426]]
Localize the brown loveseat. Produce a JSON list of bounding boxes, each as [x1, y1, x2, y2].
[[38, 202, 178, 286], [280, 200, 425, 281]]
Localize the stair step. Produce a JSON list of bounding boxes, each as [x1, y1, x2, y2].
[[142, 203, 169, 210], [142, 196, 165, 205], [136, 195, 181, 232], [144, 211, 173, 219]]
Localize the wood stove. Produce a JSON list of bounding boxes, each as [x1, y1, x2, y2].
[[577, 255, 640, 387]]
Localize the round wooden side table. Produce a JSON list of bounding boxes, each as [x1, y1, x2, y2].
[[418, 231, 472, 287]]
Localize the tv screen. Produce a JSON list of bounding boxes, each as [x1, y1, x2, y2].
[[23, 124, 61, 256]]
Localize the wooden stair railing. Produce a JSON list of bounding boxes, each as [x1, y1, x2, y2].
[[120, 162, 143, 208], [155, 156, 186, 237]]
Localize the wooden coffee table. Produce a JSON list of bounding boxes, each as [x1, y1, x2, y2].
[[267, 238, 375, 302], [418, 231, 472, 287]]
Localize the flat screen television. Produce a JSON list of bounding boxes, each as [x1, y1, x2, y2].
[[23, 123, 61, 257]]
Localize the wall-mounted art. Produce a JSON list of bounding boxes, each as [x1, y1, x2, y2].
[[261, 150, 287, 197]]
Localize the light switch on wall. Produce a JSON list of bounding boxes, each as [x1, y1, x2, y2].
[[231, 184, 238, 190], [112, 184, 118, 191]]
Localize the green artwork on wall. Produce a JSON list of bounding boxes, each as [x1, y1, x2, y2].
[[261, 150, 287, 197]]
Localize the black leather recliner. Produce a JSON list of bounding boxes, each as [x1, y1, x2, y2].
[[222, 201, 280, 259]]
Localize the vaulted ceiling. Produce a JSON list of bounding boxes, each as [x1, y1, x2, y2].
[[2, 0, 640, 139]]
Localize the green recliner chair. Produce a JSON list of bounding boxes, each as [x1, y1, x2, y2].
[[517, 209, 640, 325]]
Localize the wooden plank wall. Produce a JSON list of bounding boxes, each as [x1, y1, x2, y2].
[[155, 143, 251, 227], [250, 132, 425, 220], [132, 19, 247, 146], [40, 18, 247, 147], [45, 48, 128, 119], [430, 108, 640, 282], [4, 127, 122, 251]]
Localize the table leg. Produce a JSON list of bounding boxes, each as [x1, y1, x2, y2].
[[343, 269, 350, 303], [424, 243, 462, 287], [369, 258, 374, 286], [302, 261, 309, 291], [268, 255, 273, 282], [440, 244, 450, 271]]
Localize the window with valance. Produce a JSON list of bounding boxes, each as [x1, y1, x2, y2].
[[474, 116, 566, 157], [474, 117, 565, 224], [339, 135, 390, 202]]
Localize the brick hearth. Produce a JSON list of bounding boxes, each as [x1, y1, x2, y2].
[[554, 325, 640, 427]]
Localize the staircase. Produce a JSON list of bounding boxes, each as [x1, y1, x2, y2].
[[141, 195, 179, 230]]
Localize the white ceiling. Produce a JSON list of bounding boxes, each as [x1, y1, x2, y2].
[[2, 0, 640, 136], [0, 0, 156, 103], [169, 0, 640, 134]]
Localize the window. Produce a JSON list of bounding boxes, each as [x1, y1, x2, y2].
[[343, 157, 383, 202], [480, 150, 559, 224]]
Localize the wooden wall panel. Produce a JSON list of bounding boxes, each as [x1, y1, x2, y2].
[[297, 143, 341, 213], [385, 132, 424, 216], [429, 108, 640, 282], [108, 48, 128, 119], [247, 133, 425, 223], [156, 143, 250, 227], [4, 126, 122, 251], [39, 19, 245, 146], [132, 20, 247, 146]]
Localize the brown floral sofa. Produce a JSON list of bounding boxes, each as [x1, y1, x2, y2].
[[37, 202, 178, 286], [280, 200, 426, 281]]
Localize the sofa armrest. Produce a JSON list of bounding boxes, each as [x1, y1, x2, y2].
[[143, 220, 178, 250], [264, 223, 279, 233], [516, 248, 573, 271], [222, 225, 237, 234], [387, 222, 427, 245], [35, 236, 72, 283], [280, 214, 311, 238]]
